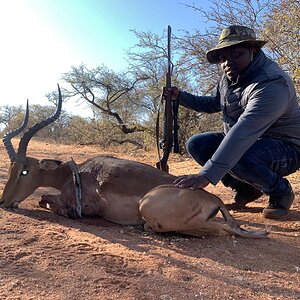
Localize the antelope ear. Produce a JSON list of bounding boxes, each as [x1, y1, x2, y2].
[[39, 159, 63, 170]]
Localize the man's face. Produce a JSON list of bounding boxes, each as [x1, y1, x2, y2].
[[218, 46, 253, 82]]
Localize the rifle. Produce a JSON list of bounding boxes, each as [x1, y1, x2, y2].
[[156, 25, 179, 172]]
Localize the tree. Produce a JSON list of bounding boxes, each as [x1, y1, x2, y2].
[[60, 115, 104, 145], [261, 0, 300, 94], [0, 105, 25, 135], [62, 64, 153, 148]]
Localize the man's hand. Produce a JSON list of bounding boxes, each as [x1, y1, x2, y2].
[[162, 86, 180, 101], [173, 174, 210, 190]]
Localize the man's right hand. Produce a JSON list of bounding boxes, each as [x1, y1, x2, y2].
[[162, 86, 180, 101]]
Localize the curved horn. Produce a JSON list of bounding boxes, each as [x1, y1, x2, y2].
[[3, 100, 29, 162], [16, 84, 62, 160]]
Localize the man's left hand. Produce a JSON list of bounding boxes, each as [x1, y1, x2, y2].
[[173, 174, 210, 190]]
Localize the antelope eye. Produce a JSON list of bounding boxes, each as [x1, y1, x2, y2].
[[21, 170, 29, 176]]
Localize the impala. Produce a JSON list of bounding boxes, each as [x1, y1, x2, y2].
[[0, 85, 268, 238]]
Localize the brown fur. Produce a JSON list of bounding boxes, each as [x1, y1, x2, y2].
[[140, 184, 268, 238], [2, 156, 268, 238]]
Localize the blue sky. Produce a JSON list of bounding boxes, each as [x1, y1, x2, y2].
[[0, 0, 208, 116]]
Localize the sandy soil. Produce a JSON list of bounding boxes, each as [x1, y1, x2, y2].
[[0, 140, 299, 300]]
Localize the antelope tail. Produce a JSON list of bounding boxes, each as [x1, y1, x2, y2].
[[219, 205, 269, 238]]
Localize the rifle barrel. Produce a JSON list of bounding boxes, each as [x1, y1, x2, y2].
[[156, 25, 180, 172]]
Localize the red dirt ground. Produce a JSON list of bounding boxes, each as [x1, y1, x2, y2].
[[0, 140, 299, 300]]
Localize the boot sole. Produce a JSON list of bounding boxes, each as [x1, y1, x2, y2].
[[262, 208, 289, 219], [263, 192, 294, 219]]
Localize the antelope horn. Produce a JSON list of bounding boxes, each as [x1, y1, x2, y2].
[[3, 100, 29, 162], [16, 84, 62, 160]]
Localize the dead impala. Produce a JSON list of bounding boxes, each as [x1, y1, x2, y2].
[[0, 85, 268, 238]]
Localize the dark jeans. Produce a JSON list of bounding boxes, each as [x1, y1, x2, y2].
[[186, 131, 300, 197]]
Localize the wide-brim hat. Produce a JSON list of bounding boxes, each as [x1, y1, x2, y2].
[[206, 25, 268, 64]]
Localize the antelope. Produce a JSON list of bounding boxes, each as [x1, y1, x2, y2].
[[0, 85, 268, 238]]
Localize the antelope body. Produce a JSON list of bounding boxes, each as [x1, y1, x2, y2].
[[0, 86, 268, 238], [38, 155, 175, 224]]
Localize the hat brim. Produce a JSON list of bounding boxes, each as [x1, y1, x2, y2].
[[206, 40, 268, 64]]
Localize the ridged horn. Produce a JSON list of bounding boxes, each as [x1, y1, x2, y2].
[[16, 84, 62, 160], [3, 100, 29, 162]]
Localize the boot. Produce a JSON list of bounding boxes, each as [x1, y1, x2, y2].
[[263, 191, 294, 219], [226, 182, 263, 210]]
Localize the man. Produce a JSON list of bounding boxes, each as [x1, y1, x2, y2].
[[167, 25, 300, 219]]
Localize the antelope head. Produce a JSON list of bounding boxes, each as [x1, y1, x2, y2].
[[0, 85, 63, 208]]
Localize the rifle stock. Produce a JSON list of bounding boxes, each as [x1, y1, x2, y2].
[[156, 25, 179, 172]]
